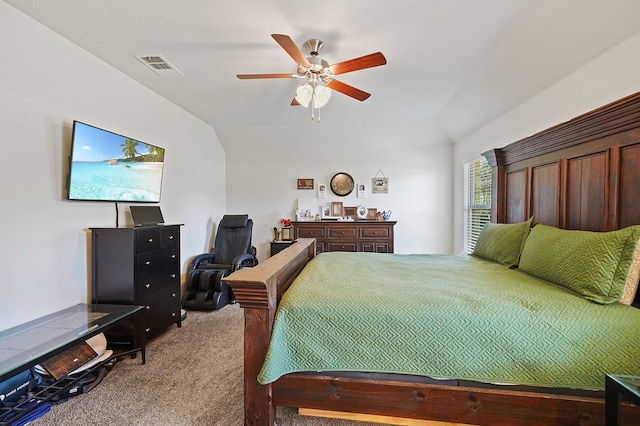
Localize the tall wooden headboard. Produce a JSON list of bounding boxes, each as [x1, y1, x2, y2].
[[483, 91, 640, 304], [228, 92, 640, 426]]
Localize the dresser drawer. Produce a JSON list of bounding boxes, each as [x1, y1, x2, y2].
[[360, 242, 391, 253], [328, 226, 357, 239], [296, 226, 326, 239], [360, 226, 390, 239], [143, 296, 180, 337], [328, 242, 357, 252], [135, 228, 162, 252], [136, 268, 180, 297], [137, 284, 180, 308], [161, 226, 180, 248], [136, 250, 180, 289]]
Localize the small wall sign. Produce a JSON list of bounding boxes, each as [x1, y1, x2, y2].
[[297, 178, 314, 190], [372, 169, 389, 194], [372, 177, 388, 193]]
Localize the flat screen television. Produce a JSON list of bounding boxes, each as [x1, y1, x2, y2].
[[67, 121, 165, 203]]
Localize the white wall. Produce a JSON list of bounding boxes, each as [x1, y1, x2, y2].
[[225, 123, 454, 262], [14, 0, 639, 330], [452, 31, 640, 253], [0, 3, 226, 331]]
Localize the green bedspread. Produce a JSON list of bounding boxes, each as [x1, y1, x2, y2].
[[258, 252, 640, 390]]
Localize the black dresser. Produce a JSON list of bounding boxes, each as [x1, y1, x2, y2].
[[90, 224, 182, 346]]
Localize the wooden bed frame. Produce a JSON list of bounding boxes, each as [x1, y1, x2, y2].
[[224, 92, 640, 425]]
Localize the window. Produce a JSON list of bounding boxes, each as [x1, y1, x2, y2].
[[463, 157, 492, 253]]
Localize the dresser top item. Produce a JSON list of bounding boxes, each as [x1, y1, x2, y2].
[[89, 223, 184, 230], [292, 220, 396, 224]]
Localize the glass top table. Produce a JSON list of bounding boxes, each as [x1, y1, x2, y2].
[[0, 303, 144, 383], [605, 374, 640, 425]]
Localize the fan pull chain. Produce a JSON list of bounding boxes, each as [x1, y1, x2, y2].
[[309, 96, 321, 122]]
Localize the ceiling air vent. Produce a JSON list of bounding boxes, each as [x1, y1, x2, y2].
[[134, 54, 183, 76]]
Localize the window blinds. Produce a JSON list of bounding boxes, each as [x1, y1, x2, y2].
[[463, 157, 492, 253]]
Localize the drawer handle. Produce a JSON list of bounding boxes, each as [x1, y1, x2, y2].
[[171, 273, 176, 279], [147, 238, 153, 243], [169, 235, 174, 240], [171, 312, 176, 317], [145, 305, 150, 310], [340, 232, 345, 235], [145, 261, 151, 265], [374, 231, 378, 235], [171, 254, 176, 259], [172, 293, 176, 297], [145, 328, 150, 333], [145, 283, 150, 288]]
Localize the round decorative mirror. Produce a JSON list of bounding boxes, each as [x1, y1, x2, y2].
[[330, 172, 355, 196]]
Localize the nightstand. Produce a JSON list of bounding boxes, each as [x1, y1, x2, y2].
[[270, 240, 295, 256], [605, 374, 640, 425]]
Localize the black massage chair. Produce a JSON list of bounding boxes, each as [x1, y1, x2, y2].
[[182, 214, 257, 310]]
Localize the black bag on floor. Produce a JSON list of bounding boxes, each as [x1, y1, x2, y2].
[[35, 359, 116, 404]]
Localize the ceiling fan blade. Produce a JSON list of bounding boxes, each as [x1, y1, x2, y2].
[[236, 73, 295, 79], [272, 34, 311, 67], [327, 80, 371, 101], [330, 52, 387, 75]]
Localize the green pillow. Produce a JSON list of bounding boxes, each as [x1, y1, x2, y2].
[[518, 224, 640, 304], [472, 217, 533, 267]]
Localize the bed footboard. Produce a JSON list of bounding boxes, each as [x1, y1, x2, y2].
[[273, 373, 640, 425], [224, 238, 316, 425]]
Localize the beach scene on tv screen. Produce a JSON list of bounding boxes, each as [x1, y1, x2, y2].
[[69, 123, 164, 202]]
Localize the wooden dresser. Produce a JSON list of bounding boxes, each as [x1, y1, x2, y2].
[[292, 220, 396, 253]]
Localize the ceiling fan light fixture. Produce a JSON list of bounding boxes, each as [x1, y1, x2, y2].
[[295, 83, 313, 108], [237, 34, 386, 121], [313, 84, 331, 108]]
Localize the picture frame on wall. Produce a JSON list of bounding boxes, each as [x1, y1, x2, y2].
[[297, 178, 314, 190], [317, 183, 327, 198], [372, 177, 388, 194], [357, 183, 367, 199]]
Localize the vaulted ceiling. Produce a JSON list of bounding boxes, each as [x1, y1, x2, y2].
[[6, 0, 640, 151]]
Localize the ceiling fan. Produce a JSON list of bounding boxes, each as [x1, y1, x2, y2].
[[237, 34, 386, 118]]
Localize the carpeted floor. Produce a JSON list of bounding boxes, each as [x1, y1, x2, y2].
[[29, 304, 381, 425]]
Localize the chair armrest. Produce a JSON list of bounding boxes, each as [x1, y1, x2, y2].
[[232, 254, 257, 271], [189, 253, 214, 270]]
